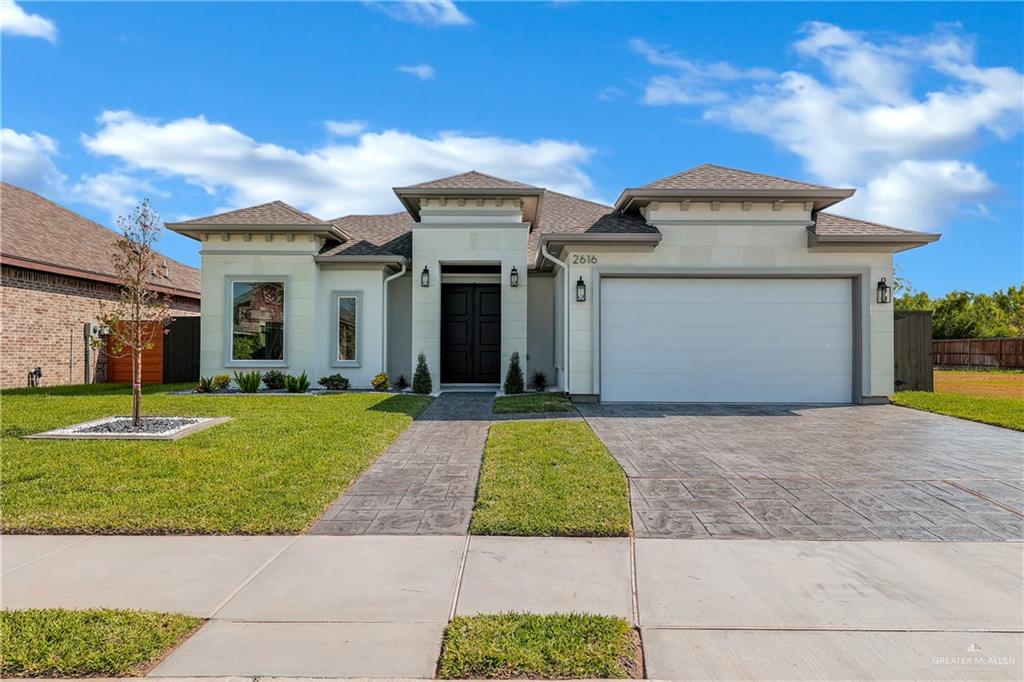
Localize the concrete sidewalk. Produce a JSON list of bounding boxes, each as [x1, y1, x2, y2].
[[3, 535, 1022, 679]]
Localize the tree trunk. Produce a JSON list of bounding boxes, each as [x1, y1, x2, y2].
[[132, 330, 142, 428]]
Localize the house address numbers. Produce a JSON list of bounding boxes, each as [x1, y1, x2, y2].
[[571, 254, 598, 265]]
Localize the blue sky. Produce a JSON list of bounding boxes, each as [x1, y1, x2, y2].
[[3, 1, 1021, 296]]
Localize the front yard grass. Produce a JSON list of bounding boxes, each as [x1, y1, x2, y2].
[[1, 384, 431, 533], [0, 608, 202, 677], [493, 392, 574, 414], [437, 613, 641, 679], [471, 420, 631, 536], [891, 391, 1024, 431]]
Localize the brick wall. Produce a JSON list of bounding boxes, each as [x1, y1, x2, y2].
[[0, 265, 199, 389]]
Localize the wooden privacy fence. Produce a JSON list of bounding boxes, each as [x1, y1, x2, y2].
[[894, 311, 933, 391], [107, 316, 200, 384], [933, 337, 1024, 369]]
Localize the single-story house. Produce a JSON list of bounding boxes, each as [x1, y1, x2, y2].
[[0, 183, 201, 389], [167, 164, 938, 403]]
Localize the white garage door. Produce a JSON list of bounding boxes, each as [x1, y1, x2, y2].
[[600, 278, 853, 403]]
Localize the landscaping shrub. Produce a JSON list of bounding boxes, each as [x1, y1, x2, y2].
[[371, 372, 389, 391], [234, 371, 262, 393], [262, 370, 287, 390], [211, 374, 231, 392], [530, 370, 548, 392], [503, 352, 524, 395], [195, 377, 214, 393], [284, 371, 310, 393], [395, 374, 409, 390], [317, 373, 350, 390], [412, 352, 432, 395]]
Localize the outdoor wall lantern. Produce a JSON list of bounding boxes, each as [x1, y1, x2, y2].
[[420, 266, 430, 288], [576, 276, 587, 302], [509, 267, 519, 288], [876, 277, 891, 304]]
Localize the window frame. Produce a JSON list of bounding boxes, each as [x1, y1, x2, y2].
[[331, 290, 363, 368], [224, 276, 289, 368]]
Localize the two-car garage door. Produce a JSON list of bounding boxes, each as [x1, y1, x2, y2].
[[600, 278, 853, 403]]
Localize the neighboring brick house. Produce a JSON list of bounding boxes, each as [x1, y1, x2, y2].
[[0, 183, 200, 389]]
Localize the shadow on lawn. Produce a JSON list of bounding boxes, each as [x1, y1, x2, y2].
[[367, 393, 434, 419]]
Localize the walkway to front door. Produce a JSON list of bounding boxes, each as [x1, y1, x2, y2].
[[309, 392, 493, 535]]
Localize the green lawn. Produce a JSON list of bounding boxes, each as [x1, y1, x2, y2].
[[891, 391, 1024, 431], [437, 613, 641, 679], [1, 384, 431, 533], [493, 392, 574, 414], [471, 420, 631, 536], [0, 608, 202, 677]]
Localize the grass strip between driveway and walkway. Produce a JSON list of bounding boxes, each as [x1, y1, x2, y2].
[[493, 392, 574, 414], [0, 608, 202, 677], [1, 383, 431, 533], [437, 613, 642, 679], [471, 419, 631, 536], [891, 391, 1024, 431]]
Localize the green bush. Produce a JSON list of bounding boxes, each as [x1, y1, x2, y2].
[[530, 370, 548, 392], [317, 373, 350, 390], [234, 371, 262, 393], [195, 377, 214, 393], [503, 351, 524, 395], [371, 372, 389, 391], [262, 370, 287, 390], [412, 352, 432, 395], [211, 374, 231, 391], [395, 374, 409, 390], [284, 371, 310, 393]]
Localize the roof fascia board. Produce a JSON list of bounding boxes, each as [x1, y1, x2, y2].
[[807, 231, 940, 252], [314, 254, 409, 265], [166, 223, 348, 241], [0, 254, 200, 298], [533, 232, 663, 269]]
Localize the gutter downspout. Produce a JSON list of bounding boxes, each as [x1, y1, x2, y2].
[[381, 263, 407, 376], [540, 243, 570, 393]]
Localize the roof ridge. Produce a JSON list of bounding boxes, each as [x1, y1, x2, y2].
[[542, 188, 612, 210], [642, 163, 831, 190], [273, 200, 327, 225]]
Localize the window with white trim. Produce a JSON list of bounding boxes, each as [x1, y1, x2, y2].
[[231, 281, 285, 361], [337, 295, 358, 363]]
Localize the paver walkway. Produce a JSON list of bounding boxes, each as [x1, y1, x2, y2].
[[309, 392, 493, 535], [580, 403, 1024, 541]]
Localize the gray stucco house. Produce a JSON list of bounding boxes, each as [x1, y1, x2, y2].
[[167, 164, 938, 403]]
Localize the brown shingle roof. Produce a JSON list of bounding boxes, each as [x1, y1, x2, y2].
[[398, 170, 539, 191], [320, 212, 414, 259], [643, 163, 832, 191], [528, 191, 657, 265], [813, 212, 937, 238], [175, 200, 328, 225], [0, 183, 200, 296]]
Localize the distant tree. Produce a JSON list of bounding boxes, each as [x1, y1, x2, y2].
[[894, 271, 1023, 339], [96, 199, 175, 427]]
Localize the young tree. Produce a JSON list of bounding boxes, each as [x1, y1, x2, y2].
[[96, 199, 176, 427], [503, 351, 524, 395]]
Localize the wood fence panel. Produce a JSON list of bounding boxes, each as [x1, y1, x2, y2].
[[894, 311, 933, 391], [933, 337, 1024, 369], [106, 322, 165, 384]]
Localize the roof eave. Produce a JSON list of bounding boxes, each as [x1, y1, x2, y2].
[[392, 186, 545, 221], [166, 222, 348, 242], [613, 188, 856, 212], [0, 254, 201, 298], [314, 254, 409, 265], [534, 232, 663, 269], [808, 230, 940, 253]]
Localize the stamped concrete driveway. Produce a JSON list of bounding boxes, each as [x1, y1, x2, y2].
[[580, 403, 1023, 541]]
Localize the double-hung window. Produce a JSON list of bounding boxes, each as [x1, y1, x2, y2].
[[230, 281, 285, 362]]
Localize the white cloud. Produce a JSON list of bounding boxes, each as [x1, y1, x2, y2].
[[325, 120, 368, 137], [1, 128, 64, 192], [0, 0, 57, 42], [71, 172, 168, 220], [370, 0, 471, 27], [397, 64, 435, 80], [630, 23, 1023, 228], [598, 86, 626, 102], [81, 111, 597, 218]]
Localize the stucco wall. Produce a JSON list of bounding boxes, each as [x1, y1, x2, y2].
[[558, 201, 894, 399], [411, 222, 530, 386], [527, 273, 556, 387], [387, 274, 413, 384]]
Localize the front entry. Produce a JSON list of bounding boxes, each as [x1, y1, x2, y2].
[[441, 283, 501, 383]]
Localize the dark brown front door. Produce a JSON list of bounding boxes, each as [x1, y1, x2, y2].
[[441, 283, 501, 383]]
